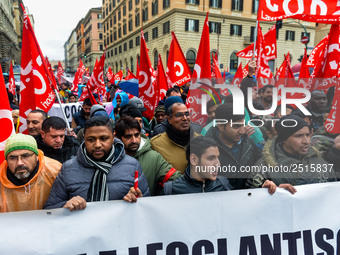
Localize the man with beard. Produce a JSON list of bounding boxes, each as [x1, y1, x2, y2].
[[44, 116, 150, 211], [0, 134, 61, 212], [247, 115, 336, 191], [306, 90, 328, 131], [115, 116, 182, 195], [151, 101, 198, 173], [258, 85, 274, 110]]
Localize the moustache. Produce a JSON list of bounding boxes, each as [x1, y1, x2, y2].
[[15, 166, 30, 172]]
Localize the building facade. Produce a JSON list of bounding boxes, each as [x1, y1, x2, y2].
[[64, 29, 78, 73], [102, 0, 316, 75]]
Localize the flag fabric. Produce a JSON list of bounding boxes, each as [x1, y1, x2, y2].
[[45, 57, 59, 92], [155, 54, 168, 105], [257, 0, 340, 23], [107, 66, 115, 84], [86, 83, 99, 105], [237, 25, 277, 60], [126, 70, 137, 80], [57, 61, 64, 83], [211, 53, 224, 84], [166, 32, 191, 87], [324, 85, 340, 133], [298, 48, 311, 89], [242, 62, 249, 78], [306, 35, 329, 67], [138, 29, 156, 120], [8, 62, 16, 95], [231, 62, 244, 88], [71, 59, 86, 92], [114, 70, 123, 82], [0, 65, 15, 163], [19, 4, 56, 134], [88, 53, 105, 96]]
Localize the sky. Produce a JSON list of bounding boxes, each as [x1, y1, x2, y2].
[[23, 0, 102, 61]]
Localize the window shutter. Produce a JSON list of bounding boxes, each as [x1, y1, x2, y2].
[[195, 0, 199, 4], [218, 0, 222, 8], [217, 23, 221, 34], [195, 20, 199, 32], [232, 0, 235, 10], [292, 31, 295, 41], [239, 25, 242, 36], [285, 30, 288, 40], [185, 19, 188, 31], [240, 0, 243, 11], [230, 24, 234, 35], [209, 0, 212, 7]]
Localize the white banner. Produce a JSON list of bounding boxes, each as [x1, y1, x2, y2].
[[0, 182, 339, 254]]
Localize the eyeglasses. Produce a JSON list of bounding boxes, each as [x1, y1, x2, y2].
[[173, 111, 190, 118], [7, 153, 35, 163]]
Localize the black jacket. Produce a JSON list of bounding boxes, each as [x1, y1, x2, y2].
[[162, 166, 232, 195], [206, 127, 262, 190], [36, 135, 80, 164]]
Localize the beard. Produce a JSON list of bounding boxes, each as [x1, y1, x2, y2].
[[14, 166, 31, 180]]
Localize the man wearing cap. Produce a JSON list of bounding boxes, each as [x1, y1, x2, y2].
[[247, 115, 336, 190], [120, 104, 152, 136], [150, 105, 166, 131], [0, 134, 61, 212]]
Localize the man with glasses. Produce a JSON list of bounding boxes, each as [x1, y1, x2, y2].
[[151, 100, 198, 173], [0, 133, 61, 212]]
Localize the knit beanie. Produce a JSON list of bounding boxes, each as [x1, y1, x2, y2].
[[275, 115, 311, 142], [120, 105, 143, 118], [90, 104, 107, 117], [4, 134, 39, 158], [164, 96, 183, 114]]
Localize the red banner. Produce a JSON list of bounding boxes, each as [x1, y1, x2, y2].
[[107, 66, 114, 83], [71, 59, 86, 92], [8, 62, 16, 95], [154, 54, 168, 106], [57, 61, 64, 83], [258, 0, 340, 23]]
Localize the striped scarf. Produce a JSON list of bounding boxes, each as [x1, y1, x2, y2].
[[81, 143, 116, 202]]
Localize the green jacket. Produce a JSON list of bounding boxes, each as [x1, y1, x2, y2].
[[133, 136, 182, 195], [246, 137, 336, 188]]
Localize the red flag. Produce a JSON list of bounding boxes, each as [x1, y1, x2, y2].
[[324, 85, 340, 133], [8, 62, 16, 95], [155, 54, 168, 105], [211, 53, 224, 84], [0, 65, 15, 163], [126, 70, 137, 80], [192, 12, 211, 80], [107, 66, 115, 84], [237, 25, 277, 60], [298, 48, 311, 89], [243, 62, 249, 78], [166, 32, 191, 87], [86, 83, 99, 105], [71, 59, 86, 92], [257, 0, 340, 23], [139, 29, 156, 120], [19, 4, 56, 134], [114, 70, 123, 82], [88, 53, 105, 96], [57, 61, 64, 83], [231, 62, 244, 88], [45, 57, 58, 92], [276, 53, 298, 89], [307, 35, 329, 67]]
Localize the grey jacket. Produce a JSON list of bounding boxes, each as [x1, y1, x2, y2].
[[44, 138, 150, 209]]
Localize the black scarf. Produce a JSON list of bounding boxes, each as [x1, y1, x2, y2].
[[165, 121, 192, 146], [80, 143, 116, 202], [7, 161, 39, 186]]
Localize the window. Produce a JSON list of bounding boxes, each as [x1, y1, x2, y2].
[[142, 7, 148, 21], [136, 36, 140, 46], [135, 13, 140, 27], [250, 26, 255, 42], [113, 0, 116, 7], [152, 27, 158, 39], [118, 27, 122, 38], [209, 22, 221, 34], [230, 24, 242, 36], [209, 0, 222, 8], [129, 39, 133, 49], [229, 52, 238, 72], [106, 22, 109, 31], [123, 5, 126, 16], [163, 21, 170, 34], [252, 0, 259, 13], [118, 10, 121, 20], [100, 44, 104, 51], [115, 48, 118, 55], [286, 30, 295, 41], [185, 19, 199, 32], [110, 18, 113, 28], [98, 14, 102, 19], [186, 50, 196, 73], [129, 19, 133, 31], [98, 23, 103, 29], [109, 3, 112, 12], [111, 49, 113, 57], [144, 32, 149, 42], [186, 0, 199, 4], [119, 45, 122, 53], [231, 0, 243, 11], [116, 62, 119, 73], [114, 15, 116, 24], [99, 33, 103, 39], [154, 50, 158, 70], [130, 57, 134, 73], [110, 33, 113, 43], [129, 0, 133, 10], [152, 0, 158, 16], [124, 43, 127, 51], [136, 0, 140, 5], [123, 23, 127, 35], [163, 0, 170, 8], [114, 31, 117, 40]]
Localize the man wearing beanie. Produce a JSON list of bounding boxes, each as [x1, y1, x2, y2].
[[247, 115, 336, 191], [0, 133, 61, 212], [120, 104, 152, 136]]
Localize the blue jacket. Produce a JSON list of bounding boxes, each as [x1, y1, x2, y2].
[[44, 138, 150, 209]]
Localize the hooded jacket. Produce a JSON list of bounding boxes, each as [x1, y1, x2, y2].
[[44, 138, 149, 209], [246, 137, 336, 188], [206, 127, 262, 190], [0, 150, 61, 212], [162, 166, 232, 195], [36, 135, 80, 164], [132, 136, 182, 195]]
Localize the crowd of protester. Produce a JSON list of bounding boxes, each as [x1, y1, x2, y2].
[[2, 61, 339, 213]]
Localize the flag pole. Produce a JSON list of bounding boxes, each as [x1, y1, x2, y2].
[[20, 3, 71, 132], [253, 20, 258, 61]]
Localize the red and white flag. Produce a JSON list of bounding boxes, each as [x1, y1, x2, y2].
[[154, 54, 168, 105], [0, 65, 15, 163], [257, 0, 340, 23], [72, 59, 86, 92], [88, 53, 105, 96], [211, 53, 224, 84], [114, 70, 123, 82], [139, 29, 156, 120], [57, 61, 64, 83], [231, 62, 244, 88], [307, 35, 329, 67], [237, 25, 277, 60], [298, 48, 311, 89], [324, 85, 340, 133], [19, 4, 55, 134], [8, 61, 16, 95], [126, 70, 137, 80], [243, 62, 249, 78], [107, 66, 114, 84], [166, 32, 191, 87]]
